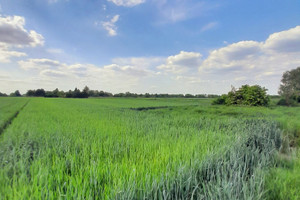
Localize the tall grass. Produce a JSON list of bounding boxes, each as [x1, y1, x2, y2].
[[0, 97, 28, 132], [114, 119, 282, 199], [0, 98, 293, 199]]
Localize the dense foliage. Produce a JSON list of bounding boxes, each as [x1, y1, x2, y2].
[[213, 85, 270, 106], [278, 67, 300, 106]]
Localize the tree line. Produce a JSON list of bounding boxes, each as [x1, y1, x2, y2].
[[0, 86, 220, 99], [1, 66, 299, 105]]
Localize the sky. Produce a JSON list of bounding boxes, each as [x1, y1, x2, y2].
[[0, 0, 300, 95]]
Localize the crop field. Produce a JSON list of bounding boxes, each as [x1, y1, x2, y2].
[[0, 97, 299, 199]]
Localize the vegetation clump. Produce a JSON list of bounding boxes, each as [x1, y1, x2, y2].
[[213, 85, 270, 106]]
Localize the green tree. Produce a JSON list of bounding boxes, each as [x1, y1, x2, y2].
[[278, 67, 300, 105], [82, 86, 89, 98], [10, 90, 21, 97]]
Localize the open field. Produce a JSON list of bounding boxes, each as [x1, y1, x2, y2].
[[0, 97, 299, 199]]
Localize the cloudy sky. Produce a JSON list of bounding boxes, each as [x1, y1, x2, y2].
[[0, 0, 300, 95]]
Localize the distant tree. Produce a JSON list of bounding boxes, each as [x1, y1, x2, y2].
[[10, 90, 21, 97], [35, 89, 46, 97], [0, 92, 8, 97], [278, 67, 300, 105], [26, 90, 35, 96], [213, 85, 270, 106], [73, 88, 81, 98], [65, 90, 73, 98], [88, 90, 96, 97], [52, 88, 59, 97], [82, 86, 89, 98], [185, 94, 194, 98]]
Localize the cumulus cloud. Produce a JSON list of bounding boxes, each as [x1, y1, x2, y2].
[[4, 25, 300, 95], [0, 15, 44, 47], [200, 25, 300, 75], [158, 51, 202, 74], [100, 15, 120, 36], [200, 41, 262, 71], [196, 25, 300, 94], [0, 15, 44, 63], [107, 0, 145, 7], [264, 26, 300, 53]]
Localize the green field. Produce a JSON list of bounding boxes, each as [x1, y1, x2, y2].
[[0, 97, 299, 199]]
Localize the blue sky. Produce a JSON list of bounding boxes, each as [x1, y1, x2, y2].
[[0, 0, 300, 94]]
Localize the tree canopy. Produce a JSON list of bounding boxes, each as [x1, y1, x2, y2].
[[278, 67, 300, 105]]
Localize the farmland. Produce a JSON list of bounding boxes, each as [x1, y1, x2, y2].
[[0, 97, 299, 199]]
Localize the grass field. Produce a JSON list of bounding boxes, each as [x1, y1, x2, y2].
[[0, 97, 299, 199]]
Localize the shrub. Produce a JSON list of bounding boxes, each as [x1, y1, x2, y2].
[[212, 94, 227, 105], [213, 85, 270, 106]]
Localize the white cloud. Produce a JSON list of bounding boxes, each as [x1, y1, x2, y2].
[[18, 58, 62, 70], [112, 56, 164, 69], [41, 69, 67, 77], [3, 25, 300, 95], [197, 25, 300, 94], [107, 0, 145, 7], [0, 15, 44, 47], [0, 44, 26, 63], [0, 15, 43, 63], [158, 51, 202, 74], [200, 41, 262, 71], [264, 26, 300, 53], [201, 22, 218, 32], [16, 57, 156, 93], [199, 26, 300, 74], [101, 15, 120, 36]]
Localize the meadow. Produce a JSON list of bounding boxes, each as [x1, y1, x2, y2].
[[0, 97, 299, 199]]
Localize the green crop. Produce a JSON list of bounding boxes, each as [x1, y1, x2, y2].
[[0, 97, 298, 199]]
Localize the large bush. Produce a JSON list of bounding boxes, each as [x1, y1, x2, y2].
[[213, 85, 270, 106]]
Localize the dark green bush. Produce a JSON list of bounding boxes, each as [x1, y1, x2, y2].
[[212, 94, 227, 105], [213, 85, 270, 106]]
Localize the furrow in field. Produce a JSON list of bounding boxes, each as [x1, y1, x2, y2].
[[0, 100, 29, 136]]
